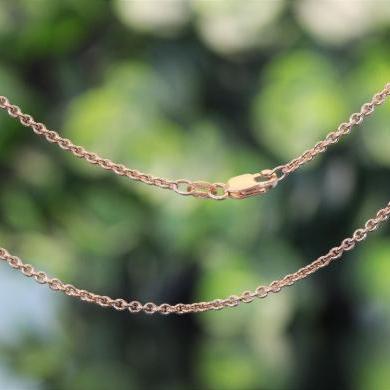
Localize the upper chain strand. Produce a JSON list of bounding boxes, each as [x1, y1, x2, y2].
[[1, 200, 389, 314], [1, 82, 389, 200], [272, 82, 390, 180]]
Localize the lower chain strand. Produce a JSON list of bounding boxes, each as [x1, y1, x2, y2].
[[1, 200, 389, 315]]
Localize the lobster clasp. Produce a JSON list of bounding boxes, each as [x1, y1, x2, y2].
[[226, 169, 278, 199]]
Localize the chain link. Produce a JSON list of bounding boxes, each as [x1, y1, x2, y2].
[[1, 200, 389, 315], [1, 82, 389, 199], [275, 82, 390, 180], [0, 96, 229, 200]]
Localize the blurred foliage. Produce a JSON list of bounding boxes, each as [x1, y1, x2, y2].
[[251, 51, 347, 160], [0, 1, 390, 389]]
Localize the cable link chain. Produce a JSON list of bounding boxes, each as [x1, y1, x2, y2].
[[1, 81, 389, 200], [1, 200, 389, 315], [276, 82, 390, 179]]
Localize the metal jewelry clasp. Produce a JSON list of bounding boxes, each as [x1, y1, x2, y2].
[[226, 169, 278, 199]]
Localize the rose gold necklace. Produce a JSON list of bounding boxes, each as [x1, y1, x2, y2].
[[1, 83, 389, 200], [0, 82, 389, 315]]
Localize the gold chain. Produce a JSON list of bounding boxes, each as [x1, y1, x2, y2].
[[1, 82, 389, 200], [0, 83, 389, 315], [1, 200, 389, 314]]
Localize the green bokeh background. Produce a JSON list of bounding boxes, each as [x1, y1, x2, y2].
[[0, 1, 389, 389]]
